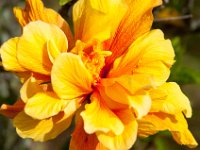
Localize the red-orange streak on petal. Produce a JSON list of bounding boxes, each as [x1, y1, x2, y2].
[[32, 72, 51, 82], [13, 0, 74, 49], [104, 0, 162, 74], [0, 100, 25, 119], [70, 117, 99, 150], [96, 143, 110, 150]]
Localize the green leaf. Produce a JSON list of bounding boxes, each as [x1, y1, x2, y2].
[[169, 66, 200, 85], [171, 37, 185, 64], [155, 137, 168, 150], [59, 0, 72, 6]]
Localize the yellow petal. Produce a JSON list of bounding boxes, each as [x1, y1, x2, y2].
[[96, 143, 110, 150], [14, 111, 72, 142], [100, 76, 152, 119], [70, 117, 99, 150], [73, 0, 127, 42], [101, 74, 154, 94], [20, 76, 45, 103], [0, 100, 24, 119], [17, 21, 68, 75], [44, 112, 73, 141], [13, 0, 74, 49], [109, 30, 175, 86], [171, 126, 198, 148], [63, 98, 81, 117], [47, 39, 67, 63], [105, 0, 162, 66], [20, 77, 42, 103], [24, 92, 68, 120], [81, 92, 124, 135], [98, 87, 128, 110], [150, 82, 192, 118], [51, 53, 93, 99], [138, 112, 198, 148], [105, 87, 151, 119], [13, 111, 53, 141], [97, 109, 138, 150], [0, 37, 26, 72]]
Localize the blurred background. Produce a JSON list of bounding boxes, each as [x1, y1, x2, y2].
[[0, 0, 200, 149]]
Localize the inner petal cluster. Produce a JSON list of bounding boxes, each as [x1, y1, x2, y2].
[[72, 40, 112, 86]]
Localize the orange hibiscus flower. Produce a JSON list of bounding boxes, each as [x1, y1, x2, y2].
[[0, 0, 197, 149]]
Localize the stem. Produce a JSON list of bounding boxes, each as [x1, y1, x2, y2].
[[154, 14, 193, 22]]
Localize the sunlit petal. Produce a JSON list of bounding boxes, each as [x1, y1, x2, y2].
[[150, 82, 192, 118], [24, 92, 69, 120], [73, 0, 127, 42], [97, 109, 138, 150], [44, 112, 73, 140], [138, 112, 198, 148], [100, 76, 152, 119], [109, 30, 175, 86], [47, 38, 67, 63], [81, 92, 124, 135], [51, 53, 93, 99], [14, 111, 73, 142], [13, 0, 74, 49], [101, 74, 154, 94], [20, 76, 45, 103], [0, 37, 26, 72], [17, 21, 68, 75], [14, 111, 53, 142], [105, 0, 162, 66]]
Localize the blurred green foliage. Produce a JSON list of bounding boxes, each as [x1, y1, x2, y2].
[[59, 0, 72, 6], [0, 0, 200, 150], [169, 37, 200, 84]]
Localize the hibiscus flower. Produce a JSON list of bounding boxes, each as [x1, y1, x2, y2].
[[0, 0, 197, 149]]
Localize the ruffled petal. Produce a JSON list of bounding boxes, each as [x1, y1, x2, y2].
[[20, 76, 46, 103], [98, 87, 128, 110], [43, 112, 73, 140], [13, 0, 74, 49], [14, 111, 73, 142], [0, 100, 24, 119], [51, 53, 93, 99], [0, 37, 26, 72], [63, 98, 81, 117], [70, 116, 99, 150], [101, 74, 154, 95], [109, 30, 175, 86], [17, 21, 68, 75], [105, 0, 162, 66], [73, 0, 127, 42], [150, 82, 192, 118], [97, 109, 138, 150], [105, 87, 151, 119], [47, 39, 67, 63], [138, 112, 198, 148], [24, 92, 69, 120], [13, 111, 53, 141], [81, 92, 124, 135], [100, 75, 152, 119], [96, 143, 110, 150]]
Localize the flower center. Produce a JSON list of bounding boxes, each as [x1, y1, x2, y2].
[[72, 40, 112, 87]]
